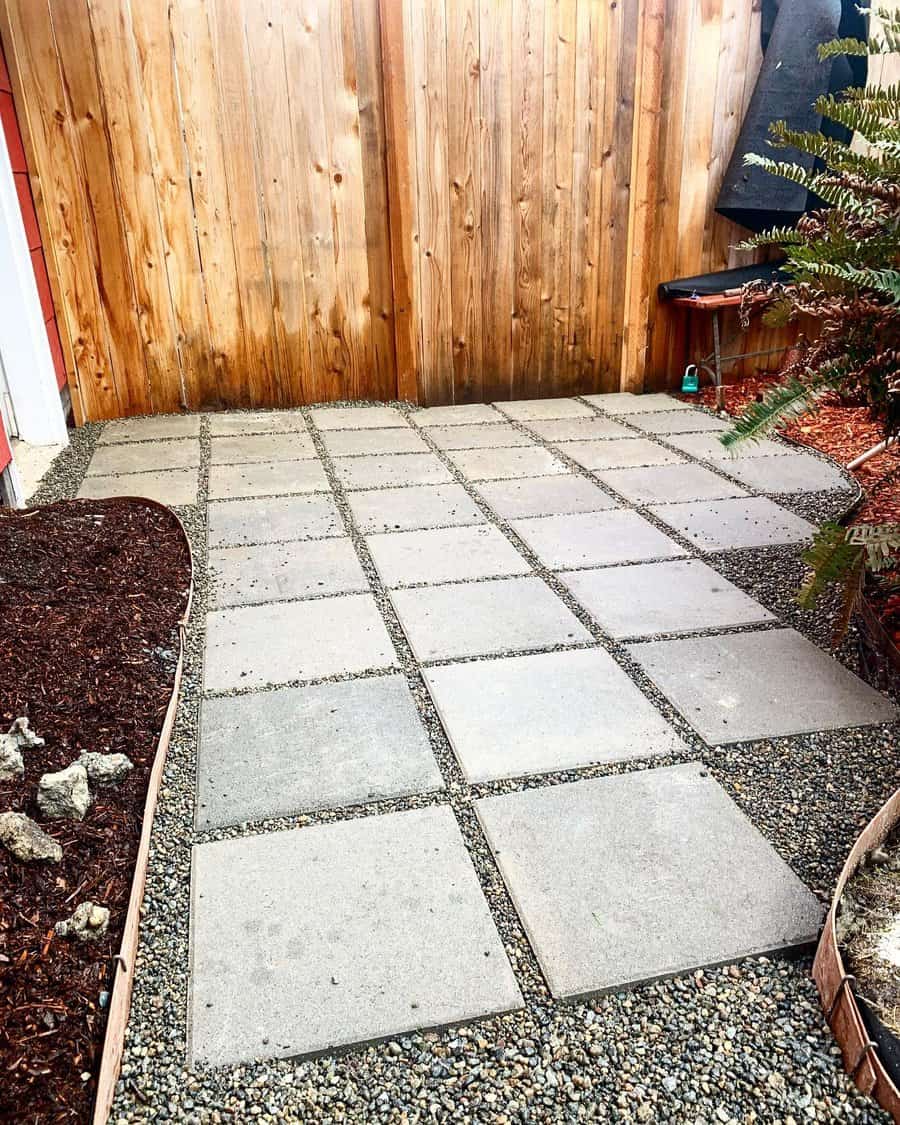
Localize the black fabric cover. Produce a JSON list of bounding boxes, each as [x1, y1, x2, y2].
[[716, 0, 867, 232], [657, 264, 790, 302]]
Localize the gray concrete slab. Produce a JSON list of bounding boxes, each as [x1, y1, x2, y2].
[[347, 483, 485, 533], [665, 431, 794, 461], [585, 392, 692, 414], [390, 577, 592, 661], [476, 475, 618, 520], [628, 629, 898, 744], [427, 423, 534, 450], [494, 398, 594, 421], [709, 453, 852, 494], [336, 453, 453, 490], [311, 406, 404, 430], [210, 433, 317, 464], [596, 463, 747, 506], [208, 460, 330, 500], [629, 410, 729, 436], [196, 675, 443, 828], [424, 648, 686, 783], [560, 559, 775, 639], [411, 404, 501, 426], [208, 410, 308, 436], [447, 446, 569, 481], [522, 417, 633, 442], [650, 497, 815, 552], [511, 510, 686, 570], [474, 764, 823, 999], [556, 438, 686, 471], [100, 414, 201, 443], [86, 438, 199, 476], [321, 428, 430, 457], [207, 494, 343, 548], [204, 594, 396, 691], [189, 806, 522, 1064], [77, 469, 199, 505], [208, 538, 368, 607], [367, 525, 529, 587]]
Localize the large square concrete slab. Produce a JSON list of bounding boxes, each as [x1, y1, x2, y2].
[[494, 398, 594, 421], [596, 463, 747, 505], [710, 453, 851, 494], [189, 806, 522, 1064], [511, 510, 685, 570], [208, 460, 330, 500], [629, 410, 729, 436], [390, 577, 591, 661], [311, 406, 404, 430], [100, 414, 201, 443], [367, 525, 529, 587], [650, 497, 815, 552], [210, 433, 317, 464], [86, 438, 199, 476], [629, 629, 897, 744], [665, 431, 793, 461], [560, 559, 775, 639], [412, 403, 500, 426], [556, 438, 686, 471], [474, 764, 823, 998], [347, 483, 484, 533], [427, 423, 534, 450], [585, 392, 691, 415], [77, 470, 198, 505], [523, 417, 632, 442], [204, 594, 396, 691], [322, 428, 429, 457], [424, 649, 686, 783], [207, 494, 343, 548], [196, 675, 443, 828], [208, 538, 368, 607], [476, 476, 618, 520], [447, 446, 568, 481], [336, 453, 453, 490], [208, 410, 308, 436]]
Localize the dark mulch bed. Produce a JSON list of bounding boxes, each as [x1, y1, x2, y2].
[[684, 375, 900, 649], [0, 499, 191, 1123]]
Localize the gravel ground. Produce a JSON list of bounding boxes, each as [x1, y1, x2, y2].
[[25, 401, 899, 1124]]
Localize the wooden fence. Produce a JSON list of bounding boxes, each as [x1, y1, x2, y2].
[[0, 0, 783, 421]]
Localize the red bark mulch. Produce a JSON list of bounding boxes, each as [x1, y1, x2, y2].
[[686, 376, 900, 647], [0, 499, 191, 1124]]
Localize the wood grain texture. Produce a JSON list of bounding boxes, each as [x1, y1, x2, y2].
[[3, 0, 793, 415]]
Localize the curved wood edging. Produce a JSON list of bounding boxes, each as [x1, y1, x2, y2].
[[812, 786, 900, 1121], [91, 499, 194, 1125]]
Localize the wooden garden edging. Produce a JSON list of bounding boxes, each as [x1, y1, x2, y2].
[[813, 786, 900, 1121], [91, 500, 193, 1125]]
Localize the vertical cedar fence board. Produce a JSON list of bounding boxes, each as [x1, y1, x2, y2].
[[1, 0, 795, 419]]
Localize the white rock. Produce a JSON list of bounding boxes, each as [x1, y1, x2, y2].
[[0, 741, 23, 781], [0, 811, 62, 862], [55, 901, 110, 943], [79, 751, 134, 787], [37, 763, 91, 821], [7, 717, 45, 748]]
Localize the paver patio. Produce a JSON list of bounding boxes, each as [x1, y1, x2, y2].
[[80, 394, 898, 1071]]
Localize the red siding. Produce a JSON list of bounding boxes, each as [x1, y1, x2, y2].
[[0, 40, 69, 402]]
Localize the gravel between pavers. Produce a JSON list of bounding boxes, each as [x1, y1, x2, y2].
[[28, 402, 896, 1123]]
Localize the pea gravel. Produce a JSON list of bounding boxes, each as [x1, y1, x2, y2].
[[25, 402, 898, 1124]]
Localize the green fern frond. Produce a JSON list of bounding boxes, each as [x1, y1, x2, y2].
[[848, 523, 900, 570], [799, 262, 900, 301], [719, 368, 849, 449], [796, 523, 864, 610]]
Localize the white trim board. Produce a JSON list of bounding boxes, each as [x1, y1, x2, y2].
[[0, 119, 67, 446]]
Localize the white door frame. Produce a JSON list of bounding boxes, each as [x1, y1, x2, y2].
[[0, 115, 68, 447]]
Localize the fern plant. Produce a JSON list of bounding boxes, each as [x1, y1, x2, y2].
[[721, 7, 900, 638]]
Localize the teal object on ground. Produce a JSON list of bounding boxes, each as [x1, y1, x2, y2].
[[681, 364, 699, 394]]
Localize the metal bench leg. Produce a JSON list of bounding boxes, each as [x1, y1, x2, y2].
[[712, 309, 724, 412]]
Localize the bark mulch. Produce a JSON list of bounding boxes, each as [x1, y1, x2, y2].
[[0, 499, 191, 1124], [685, 376, 900, 649]]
